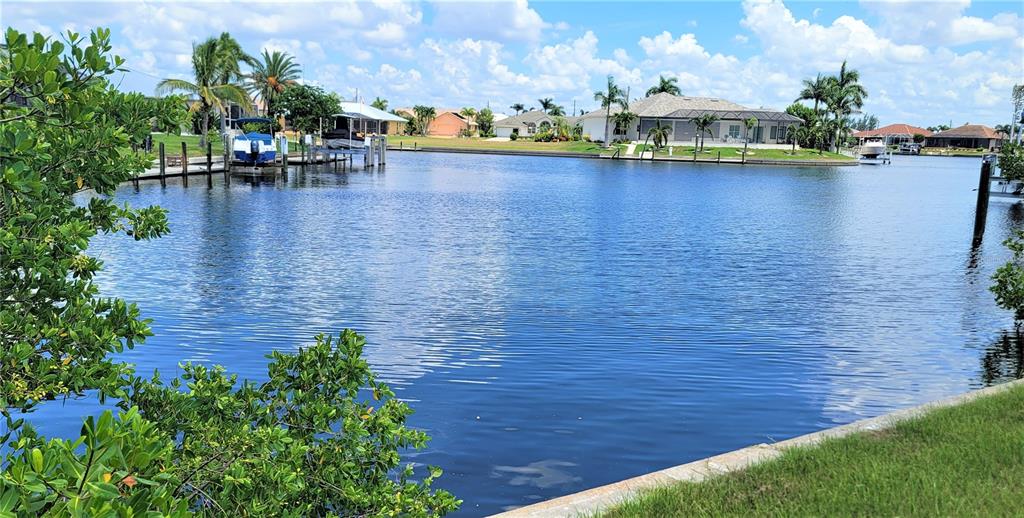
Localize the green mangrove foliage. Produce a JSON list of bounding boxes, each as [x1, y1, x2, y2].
[[1, 28, 458, 517]]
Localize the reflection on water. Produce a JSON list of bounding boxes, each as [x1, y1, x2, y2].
[[981, 332, 1024, 385], [32, 153, 1023, 516]]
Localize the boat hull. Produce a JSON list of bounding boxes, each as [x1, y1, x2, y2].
[[232, 133, 277, 164]]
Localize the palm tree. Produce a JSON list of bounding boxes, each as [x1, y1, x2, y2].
[[371, 97, 388, 111], [510, 103, 525, 115], [594, 75, 627, 147], [796, 73, 830, 115], [538, 98, 555, 113], [157, 36, 251, 148], [742, 116, 758, 157], [646, 75, 681, 97], [823, 60, 867, 150], [459, 107, 477, 121], [787, 123, 800, 154], [611, 110, 638, 142], [553, 116, 572, 141], [642, 120, 672, 159], [693, 113, 720, 151], [247, 49, 301, 116], [549, 105, 566, 117], [412, 105, 436, 136]]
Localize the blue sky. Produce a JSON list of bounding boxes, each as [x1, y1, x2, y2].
[[6, 0, 1023, 126]]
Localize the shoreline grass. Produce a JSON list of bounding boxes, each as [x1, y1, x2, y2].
[[388, 135, 608, 154], [601, 382, 1024, 517], [633, 144, 853, 161]]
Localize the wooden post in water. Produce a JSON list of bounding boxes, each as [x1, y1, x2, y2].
[[181, 142, 188, 187], [718, 151, 721, 163], [206, 142, 213, 188], [159, 142, 166, 187], [972, 156, 995, 245]]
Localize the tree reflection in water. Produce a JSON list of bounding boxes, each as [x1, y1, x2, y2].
[[981, 331, 1024, 385]]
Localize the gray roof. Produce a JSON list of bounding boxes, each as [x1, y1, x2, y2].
[[581, 92, 797, 122], [495, 110, 579, 128]]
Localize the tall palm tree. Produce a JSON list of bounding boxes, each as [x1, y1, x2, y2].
[[796, 73, 830, 115], [371, 97, 388, 111], [594, 75, 626, 147], [742, 116, 758, 156], [157, 37, 251, 147], [549, 105, 566, 116], [510, 103, 525, 115], [537, 98, 555, 113], [248, 49, 301, 116], [824, 60, 867, 151], [646, 75, 681, 97], [459, 107, 477, 120]]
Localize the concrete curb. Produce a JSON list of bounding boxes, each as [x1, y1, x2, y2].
[[490, 378, 1024, 518]]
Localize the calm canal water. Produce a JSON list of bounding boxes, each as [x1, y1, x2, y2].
[[41, 152, 1024, 515]]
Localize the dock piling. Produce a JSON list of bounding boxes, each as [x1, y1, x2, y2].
[[181, 142, 188, 187], [159, 142, 166, 187], [972, 156, 995, 245], [206, 142, 213, 188]]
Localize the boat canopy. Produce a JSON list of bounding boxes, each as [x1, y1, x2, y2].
[[235, 117, 274, 124], [333, 102, 407, 122]]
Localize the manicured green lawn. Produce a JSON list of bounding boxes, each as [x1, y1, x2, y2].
[[151, 133, 223, 157], [632, 145, 852, 161], [602, 382, 1024, 517], [388, 135, 609, 155], [921, 147, 992, 157]]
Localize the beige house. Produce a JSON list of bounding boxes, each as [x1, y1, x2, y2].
[[579, 92, 801, 146], [494, 110, 580, 138]]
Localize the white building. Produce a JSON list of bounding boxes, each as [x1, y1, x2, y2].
[[494, 110, 581, 138]]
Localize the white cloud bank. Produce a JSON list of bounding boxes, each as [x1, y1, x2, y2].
[[4, 0, 1021, 125]]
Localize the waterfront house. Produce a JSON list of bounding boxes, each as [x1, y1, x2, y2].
[[579, 92, 801, 146], [395, 108, 477, 137], [853, 124, 932, 145], [926, 124, 1007, 151], [494, 110, 580, 138]]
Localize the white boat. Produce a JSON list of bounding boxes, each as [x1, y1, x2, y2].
[[859, 141, 887, 159], [229, 117, 277, 165]]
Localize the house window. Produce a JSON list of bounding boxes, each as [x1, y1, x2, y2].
[[778, 126, 787, 141], [526, 123, 536, 135], [728, 125, 741, 138], [770, 126, 778, 140]]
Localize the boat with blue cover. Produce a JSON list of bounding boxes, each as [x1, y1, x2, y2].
[[231, 117, 276, 165]]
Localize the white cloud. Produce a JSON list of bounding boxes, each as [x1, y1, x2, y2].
[[432, 0, 551, 42], [861, 0, 1021, 46], [3, 0, 1021, 126], [365, 22, 408, 45]]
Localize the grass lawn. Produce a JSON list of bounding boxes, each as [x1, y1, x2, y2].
[[921, 147, 992, 157], [388, 135, 609, 155], [631, 145, 852, 161], [601, 382, 1024, 517], [151, 133, 223, 157]]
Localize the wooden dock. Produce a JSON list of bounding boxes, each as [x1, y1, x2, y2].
[[132, 136, 388, 183]]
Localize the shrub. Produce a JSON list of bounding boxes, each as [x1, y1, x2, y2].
[[1, 27, 459, 517], [913, 133, 926, 143], [533, 130, 555, 142], [999, 143, 1024, 182], [510, 131, 518, 141], [992, 229, 1024, 321]]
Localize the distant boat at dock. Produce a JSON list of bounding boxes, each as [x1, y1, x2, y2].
[[230, 117, 276, 165]]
